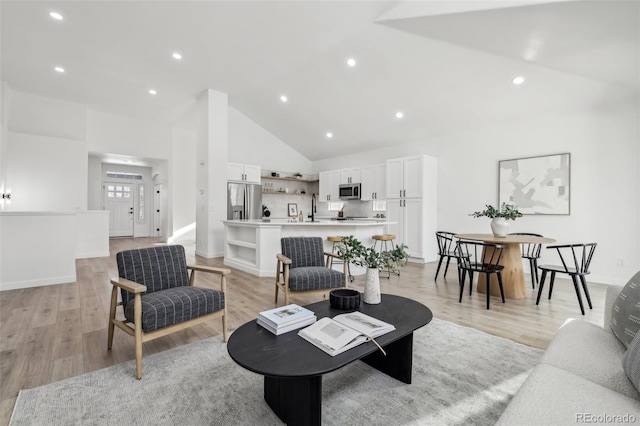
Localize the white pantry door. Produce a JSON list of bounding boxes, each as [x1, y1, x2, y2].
[[105, 183, 134, 237]]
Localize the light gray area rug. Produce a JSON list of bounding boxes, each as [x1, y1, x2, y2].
[[11, 318, 542, 425]]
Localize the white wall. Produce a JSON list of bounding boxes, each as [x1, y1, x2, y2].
[[5, 132, 88, 211], [4, 89, 89, 211], [312, 101, 640, 285], [170, 125, 196, 242], [8, 90, 86, 141], [229, 107, 313, 174], [87, 154, 102, 210], [87, 109, 171, 159]]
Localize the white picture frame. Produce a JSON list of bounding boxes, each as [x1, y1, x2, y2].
[[499, 153, 570, 215]]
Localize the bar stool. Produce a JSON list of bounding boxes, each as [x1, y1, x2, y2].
[[372, 234, 398, 278], [327, 236, 353, 282]]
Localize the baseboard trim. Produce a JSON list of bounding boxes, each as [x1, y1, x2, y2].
[[0, 274, 77, 291]]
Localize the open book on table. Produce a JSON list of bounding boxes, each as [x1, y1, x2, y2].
[[298, 311, 395, 356]]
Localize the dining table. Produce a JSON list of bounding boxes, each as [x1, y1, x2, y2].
[[454, 233, 556, 299]]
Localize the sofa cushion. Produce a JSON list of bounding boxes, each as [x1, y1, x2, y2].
[[124, 286, 225, 332], [541, 319, 639, 399], [497, 364, 640, 425], [624, 332, 640, 393], [611, 271, 640, 348]]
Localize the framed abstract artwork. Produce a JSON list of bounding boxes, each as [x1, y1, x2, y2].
[[498, 153, 570, 215]]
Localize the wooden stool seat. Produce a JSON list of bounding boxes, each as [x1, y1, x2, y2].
[[327, 236, 342, 242], [373, 234, 396, 241]]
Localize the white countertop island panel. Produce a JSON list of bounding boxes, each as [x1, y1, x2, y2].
[[222, 220, 393, 277]]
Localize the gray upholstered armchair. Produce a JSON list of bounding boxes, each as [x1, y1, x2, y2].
[[275, 237, 348, 305], [107, 245, 229, 379]]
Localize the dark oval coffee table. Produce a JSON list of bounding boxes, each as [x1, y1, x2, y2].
[[227, 294, 433, 425]]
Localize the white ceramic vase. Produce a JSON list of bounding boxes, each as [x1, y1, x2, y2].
[[363, 268, 381, 304], [490, 217, 510, 238]]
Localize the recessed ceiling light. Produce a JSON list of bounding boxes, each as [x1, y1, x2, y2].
[[149, 89, 157, 95], [49, 11, 63, 20], [326, 132, 333, 138], [395, 111, 404, 119], [54, 66, 65, 73], [172, 52, 182, 60], [512, 76, 525, 85], [280, 95, 288, 102], [347, 58, 356, 67]]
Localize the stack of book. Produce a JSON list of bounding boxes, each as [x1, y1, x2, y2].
[[257, 304, 317, 335]]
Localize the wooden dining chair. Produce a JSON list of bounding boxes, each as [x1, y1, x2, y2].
[[509, 232, 544, 288], [435, 231, 459, 280], [456, 240, 506, 310], [536, 243, 597, 315]]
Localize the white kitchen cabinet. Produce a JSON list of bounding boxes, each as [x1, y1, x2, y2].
[[385, 155, 437, 263], [386, 198, 424, 260], [228, 162, 261, 184], [386, 155, 425, 199], [361, 164, 386, 201], [340, 167, 361, 185], [318, 170, 341, 202]]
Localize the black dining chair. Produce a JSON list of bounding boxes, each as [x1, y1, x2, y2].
[[456, 240, 506, 310], [509, 232, 544, 288], [435, 231, 458, 280], [536, 243, 597, 315]]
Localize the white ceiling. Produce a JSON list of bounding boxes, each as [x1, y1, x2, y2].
[[2, 1, 638, 162]]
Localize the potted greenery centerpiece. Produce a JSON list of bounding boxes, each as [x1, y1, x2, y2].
[[293, 172, 303, 178], [337, 236, 409, 304], [470, 202, 523, 237]]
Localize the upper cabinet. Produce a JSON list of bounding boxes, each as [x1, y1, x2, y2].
[[318, 170, 341, 202], [340, 167, 361, 185], [387, 155, 432, 199], [228, 162, 261, 184], [360, 164, 386, 201]]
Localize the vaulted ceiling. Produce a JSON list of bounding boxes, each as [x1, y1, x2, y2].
[[2, 1, 638, 161]]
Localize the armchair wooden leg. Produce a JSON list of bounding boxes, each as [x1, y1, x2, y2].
[[107, 286, 118, 350], [134, 294, 143, 379]]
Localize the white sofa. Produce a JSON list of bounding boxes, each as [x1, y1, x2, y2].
[[498, 284, 640, 425]]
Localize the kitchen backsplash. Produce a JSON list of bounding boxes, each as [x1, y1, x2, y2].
[[262, 196, 384, 219]]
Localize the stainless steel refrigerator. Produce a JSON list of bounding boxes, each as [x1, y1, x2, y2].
[[227, 182, 262, 220]]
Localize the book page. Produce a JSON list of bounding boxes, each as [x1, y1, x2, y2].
[[333, 312, 394, 338], [299, 317, 361, 352]]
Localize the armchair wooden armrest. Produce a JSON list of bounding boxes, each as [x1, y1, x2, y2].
[[277, 253, 292, 265], [187, 264, 230, 290], [187, 265, 231, 275], [324, 252, 342, 260], [110, 277, 147, 293]]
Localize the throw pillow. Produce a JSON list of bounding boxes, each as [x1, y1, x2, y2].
[[623, 332, 640, 392], [611, 271, 640, 348]]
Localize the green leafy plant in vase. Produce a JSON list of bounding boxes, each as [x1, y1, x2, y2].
[[337, 236, 409, 304], [470, 202, 523, 237]]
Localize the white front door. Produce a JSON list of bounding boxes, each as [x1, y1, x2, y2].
[[105, 183, 134, 237]]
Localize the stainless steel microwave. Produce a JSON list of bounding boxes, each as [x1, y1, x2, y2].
[[339, 183, 361, 200]]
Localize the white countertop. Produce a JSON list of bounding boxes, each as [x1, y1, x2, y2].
[[222, 219, 394, 226]]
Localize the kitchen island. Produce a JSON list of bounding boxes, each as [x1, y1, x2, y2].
[[222, 219, 393, 277]]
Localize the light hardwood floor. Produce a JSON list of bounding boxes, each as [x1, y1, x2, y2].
[[0, 237, 608, 425]]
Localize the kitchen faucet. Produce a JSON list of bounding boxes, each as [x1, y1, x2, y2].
[[311, 193, 316, 222]]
